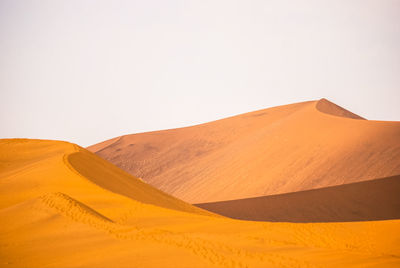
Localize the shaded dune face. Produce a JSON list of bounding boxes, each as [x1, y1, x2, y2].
[[0, 139, 212, 216], [67, 151, 211, 215], [88, 99, 400, 203], [316, 98, 365, 120], [196, 175, 400, 222]]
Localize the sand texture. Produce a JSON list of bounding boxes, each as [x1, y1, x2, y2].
[[1, 139, 400, 267], [88, 99, 400, 203]]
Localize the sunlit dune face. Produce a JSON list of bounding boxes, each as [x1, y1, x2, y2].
[[89, 99, 400, 203]]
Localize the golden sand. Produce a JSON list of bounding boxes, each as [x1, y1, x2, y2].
[[1, 139, 399, 267]]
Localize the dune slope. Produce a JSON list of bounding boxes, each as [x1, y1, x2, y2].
[[0, 139, 210, 216], [88, 98, 400, 203], [196, 175, 400, 222], [1, 139, 400, 267]]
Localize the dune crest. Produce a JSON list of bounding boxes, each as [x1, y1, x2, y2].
[[88, 99, 400, 203], [67, 151, 209, 214], [0, 139, 212, 216], [316, 98, 365, 119]]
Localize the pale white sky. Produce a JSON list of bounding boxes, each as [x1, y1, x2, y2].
[[1, 0, 399, 146]]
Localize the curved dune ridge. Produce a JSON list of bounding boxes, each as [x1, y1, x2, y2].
[[0, 138, 211, 216], [67, 151, 210, 214], [196, 175, 400, 222], [1, 138, 400, 267], [88, 98, 400, 203]]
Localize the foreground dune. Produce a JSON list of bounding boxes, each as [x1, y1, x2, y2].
[[1, 139, 400, 267], [0, 139, 209, 216], [88, 98, 400, 203], [196, 175, 400, 222]]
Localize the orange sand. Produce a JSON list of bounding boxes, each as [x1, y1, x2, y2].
[[88, 99, 400, 203], [2, 139, 400, 267]]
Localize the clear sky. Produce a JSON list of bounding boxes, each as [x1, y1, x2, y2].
[[1, 0, 399, 146]]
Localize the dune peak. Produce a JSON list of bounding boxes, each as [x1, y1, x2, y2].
[[316, 98, 365, 120]]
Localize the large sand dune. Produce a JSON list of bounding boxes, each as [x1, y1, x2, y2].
[[196, 175, 400, 222], [88, 99, 400, 203], [1, 139, 400, 267], [0, 139, 209, 216]]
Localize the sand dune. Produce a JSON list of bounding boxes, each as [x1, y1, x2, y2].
[[1, 138, 400, 267], [88, 98, 400, 203], [0, 139, 209, 216], [196, 175, 400, 222]]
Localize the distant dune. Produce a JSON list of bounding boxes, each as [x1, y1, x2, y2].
[[88, 98, 400, 203], [1, 139, 400, 267], [196, 175, 400, 222]]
